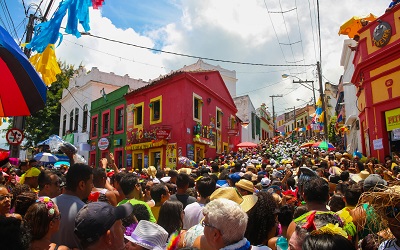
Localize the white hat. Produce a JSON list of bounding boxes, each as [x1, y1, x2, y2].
[[160, 176, 171, 183], [261, 177, 271, 187], [124, 220, 168, 250]]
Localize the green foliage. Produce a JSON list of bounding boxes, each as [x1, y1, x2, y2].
[[328, 115, 337, 143], [18, 62, 75, 146]]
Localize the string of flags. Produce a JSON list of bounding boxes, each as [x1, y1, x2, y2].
[[25, 0, 105, 86]]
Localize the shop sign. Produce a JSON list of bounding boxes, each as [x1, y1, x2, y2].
[[393, 128, 400, 141], [156, 129, 171, 139], [385, 108, 400, 131], [373, 21, 392, 48], [98, 138, 109, 151]]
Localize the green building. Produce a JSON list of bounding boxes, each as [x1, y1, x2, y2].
[[89, 85, 130, 168]]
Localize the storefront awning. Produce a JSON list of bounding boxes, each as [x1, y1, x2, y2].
[[125, 139, 168, 151]]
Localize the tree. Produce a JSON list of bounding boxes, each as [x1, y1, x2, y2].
[[8, 62, 75, 146], [328, 115, 337, 144]]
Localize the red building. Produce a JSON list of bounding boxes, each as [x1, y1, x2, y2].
[[124, 70, 240, 170], [351, 6, 400, 160]]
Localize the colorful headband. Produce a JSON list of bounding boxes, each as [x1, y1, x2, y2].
[[36, 196, 55, 217]]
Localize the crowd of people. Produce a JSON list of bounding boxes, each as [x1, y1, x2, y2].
[[0, 138, 400, 250]]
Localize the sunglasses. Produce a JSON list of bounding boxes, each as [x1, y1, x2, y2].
[[386, 206, 400, 219], [0, 194, 13, 201]]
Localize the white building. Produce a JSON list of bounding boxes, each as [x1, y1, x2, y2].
[[59, 66, 148, 160], [340, 39, 362, 153], [234, 95, 259, 143]]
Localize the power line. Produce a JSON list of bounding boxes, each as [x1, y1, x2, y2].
[[278, 0, 299, 73], [62, 38, 171, 71], [81, 32, 315, 68], [294, 0, 307, 78], [307, 0, 318, 63]]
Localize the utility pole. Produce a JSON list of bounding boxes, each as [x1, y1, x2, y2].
[[270, 94, 283, 136], [10, 2, 54, 159], [292, 79, 317, 108], [286, 106, 296, 142], [317, 61, 328, 139], [10, 14, 36, 159]]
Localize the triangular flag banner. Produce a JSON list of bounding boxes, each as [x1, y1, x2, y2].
[[319, 112, 325, 123], [316, 97, 322, 107], [316, 107, 323, 115]]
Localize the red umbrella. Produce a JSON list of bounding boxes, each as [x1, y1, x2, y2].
[[0, 25, 47, 116], [236, 142, 258, 148]]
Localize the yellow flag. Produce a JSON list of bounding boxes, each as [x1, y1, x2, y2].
[[316, 97, 322, 107], [319, 112, 325, 122], [29, 44, 61, 86]]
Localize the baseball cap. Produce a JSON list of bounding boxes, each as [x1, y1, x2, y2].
[[228, 173, 241, 183], [363, 174, 387, 192], [74, 202, 133, 244]]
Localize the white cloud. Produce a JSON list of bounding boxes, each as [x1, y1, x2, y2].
[[29, 0, 387, 112]]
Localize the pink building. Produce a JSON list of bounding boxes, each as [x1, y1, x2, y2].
[[124, 70, 240, 170]]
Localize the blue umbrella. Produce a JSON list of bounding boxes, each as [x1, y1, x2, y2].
[[0, 25, 47, 116], [54, 161, 70, 167], [34, 152, 59, 163]]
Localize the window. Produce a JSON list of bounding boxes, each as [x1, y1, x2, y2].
[[74, 108, 79, 132], [114, 149, 123, 169], [82, 105, 88, 132], [134, 102, 144, 128], [91, 115, 98, 138], [230, 116, 235, 129], [216, 108, 223, 130], [62, 114, 67, 136], [193, 94, 202, 122], [102, 111, 110, 135], [115, 105, 124, 133], [150, 96, 162, 125], [69, 110, 74, 131], [89, 151, 96, 168]]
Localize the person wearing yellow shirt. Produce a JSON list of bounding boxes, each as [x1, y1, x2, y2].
[[150, 183, 170, 221]]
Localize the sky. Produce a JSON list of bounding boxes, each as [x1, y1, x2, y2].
[[0, 0, 387, 147]]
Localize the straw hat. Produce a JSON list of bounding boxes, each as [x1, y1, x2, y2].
[[343, 152, 353, 160], [210, 187, 257, 212], [351, 170, 370, 183], [235, 179, 255, 193], [210, 187, 243, 204], [178, 167, 192, 175], [360, 185, 400, 217], [240, 194, 258, 212]]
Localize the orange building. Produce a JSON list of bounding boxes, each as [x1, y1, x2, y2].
[[352, 6, 400, 160]]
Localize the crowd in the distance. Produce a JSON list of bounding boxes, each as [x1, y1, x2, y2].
[[0, 137, 400, 250]]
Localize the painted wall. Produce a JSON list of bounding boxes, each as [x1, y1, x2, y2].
[[89, 86, 129, 168], [124, 71, 239, 169], [351, 5, 400, 160]]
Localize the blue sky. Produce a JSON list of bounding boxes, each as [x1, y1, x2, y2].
[[1, 0, 388, 147]]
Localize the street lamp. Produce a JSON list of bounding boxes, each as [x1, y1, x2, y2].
[[282, 74, 317, 108]]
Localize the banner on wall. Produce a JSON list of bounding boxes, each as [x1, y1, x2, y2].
[[126, 104, 135, 131], [166, 143, 177, 169], [187, 144, 194, 160]]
